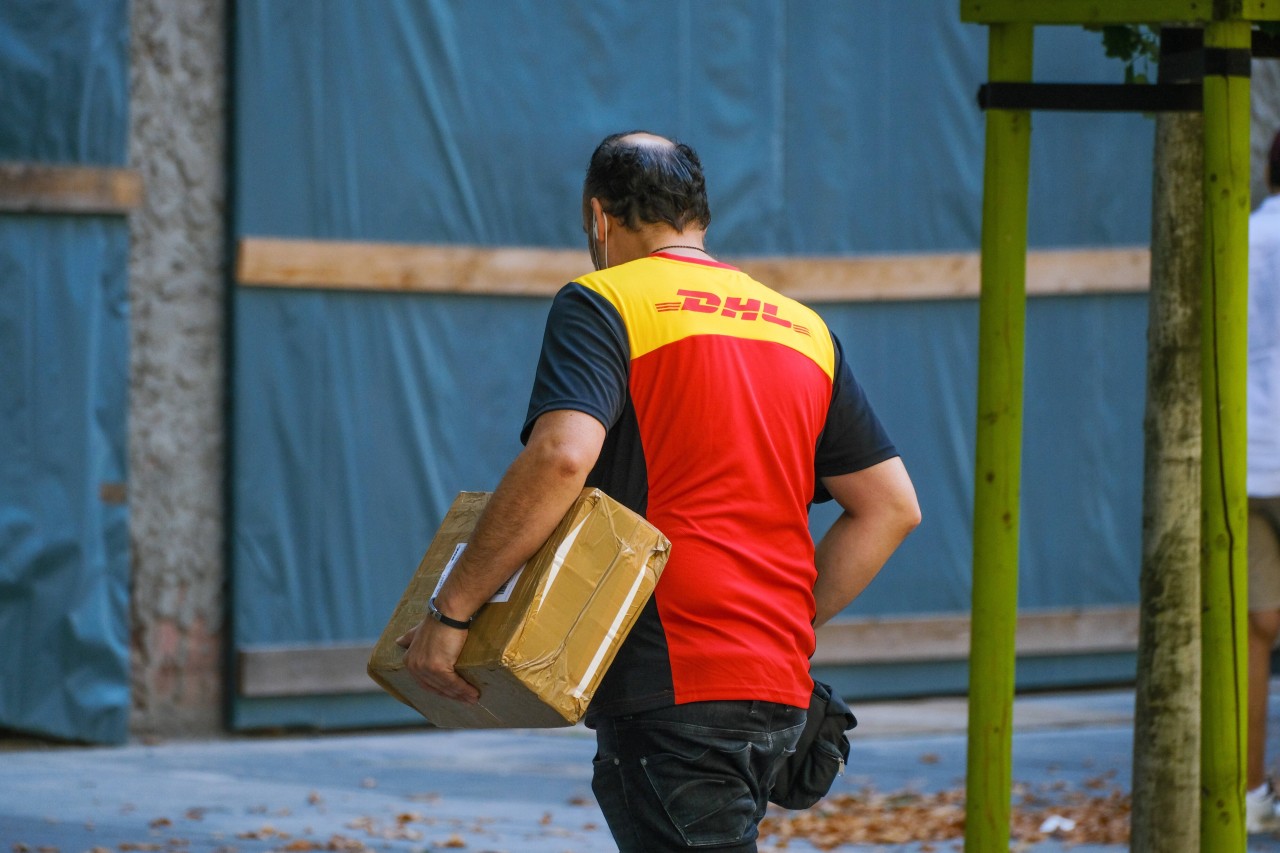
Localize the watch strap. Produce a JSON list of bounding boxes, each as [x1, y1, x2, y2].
[[428, 596, 473, 630]]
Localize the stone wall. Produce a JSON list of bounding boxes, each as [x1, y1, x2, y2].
[[127, 0, 227, 738]]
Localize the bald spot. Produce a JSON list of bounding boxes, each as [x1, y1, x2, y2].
[[619, 132, 674, 150]]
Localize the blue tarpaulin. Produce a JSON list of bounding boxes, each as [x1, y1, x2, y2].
[[0, 0, 132, 744], [232, 1, 1154, 728], [0, 216, 132, 745]]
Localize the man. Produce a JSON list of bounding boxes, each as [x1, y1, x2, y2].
[[1247, 129, 1280, 834], [398, 131, 920, 852]]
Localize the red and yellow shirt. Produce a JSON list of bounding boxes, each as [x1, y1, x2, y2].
[[522, 252, 897, 718]]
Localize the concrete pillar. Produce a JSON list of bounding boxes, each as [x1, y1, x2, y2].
[[126, 0, 227, 738]]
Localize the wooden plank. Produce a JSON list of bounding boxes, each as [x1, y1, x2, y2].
[[810, 605, 1139, 666], [960, 0, 1214, 24], [237, 606, 1140, 698], [1243, 0, 1280, 21], [236, 237, 585, 297], [747, 247, 1149, 302], [98, 483, 127, 505], [238, 643, 375, 698], [0, 162, 143, 215], [961, 1, 1280, 24], [236, 236, 1149, 303]]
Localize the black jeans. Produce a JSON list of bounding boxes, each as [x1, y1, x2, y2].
[[591, 700, 806, 852]]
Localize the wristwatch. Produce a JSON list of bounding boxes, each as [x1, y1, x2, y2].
[[428, 596, 473, 630]]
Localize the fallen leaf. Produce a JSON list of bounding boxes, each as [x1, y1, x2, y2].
[[236, 825, 284, 841], [759, 781, 1130, 848]]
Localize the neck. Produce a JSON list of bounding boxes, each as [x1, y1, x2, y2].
[[645, 233, 709, 257]]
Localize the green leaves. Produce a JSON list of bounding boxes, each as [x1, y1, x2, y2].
[[1096, 25, 1159, 85]]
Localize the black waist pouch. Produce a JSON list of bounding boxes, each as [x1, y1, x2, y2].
[[769, 679, 857, 810]]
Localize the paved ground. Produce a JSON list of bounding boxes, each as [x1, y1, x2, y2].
[[2, 686, 1279, 852]]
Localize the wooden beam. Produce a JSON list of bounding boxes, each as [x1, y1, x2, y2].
[[236, 236, 1149, 303], [749, 246, 1149, 302], [237, 606, 1139, 699], [236, 237, 585, 297], [960, 1, 1280, 24], [1199, 18, 1251, 848], [965, 22, 1034, 852], [0, 162, 143, 215], [1244, 0, 1280, 20], [238, 643, 375, 698], [961, 0, 1197, 24], [810, 605, 1139, 666]]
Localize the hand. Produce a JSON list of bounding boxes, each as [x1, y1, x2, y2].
[[396, 618, 480, 705]]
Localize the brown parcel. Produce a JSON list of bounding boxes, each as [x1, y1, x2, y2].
[[367, 488, 671, 728]]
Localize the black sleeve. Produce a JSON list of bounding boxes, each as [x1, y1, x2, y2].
[[521, 282, 630, 445], [812, 333, 899, 503]]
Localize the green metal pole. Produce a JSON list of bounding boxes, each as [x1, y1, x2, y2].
[[964, 21, 1032, 853], [1200, 18, 1250, 851]]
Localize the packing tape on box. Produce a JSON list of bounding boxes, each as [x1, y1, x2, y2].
[[572, 554, 655, 700]]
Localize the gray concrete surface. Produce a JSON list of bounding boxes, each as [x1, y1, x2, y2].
[[2, 686, 1278, 852], [126, 0, 228, 738]]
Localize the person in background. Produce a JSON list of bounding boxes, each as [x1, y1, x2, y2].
[[398, 130, 920, 852], [1247, 128, 1280, 834]]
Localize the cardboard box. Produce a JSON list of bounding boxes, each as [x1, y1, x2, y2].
[[367, 488, 671, 728]]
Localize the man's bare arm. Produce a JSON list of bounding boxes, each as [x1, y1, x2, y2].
[[398, 409, 606, 702], [812, 457, 920, 628]]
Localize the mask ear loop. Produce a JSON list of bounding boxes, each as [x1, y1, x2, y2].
[[601, 215, 608, 269], [589, 210, 608, 271]]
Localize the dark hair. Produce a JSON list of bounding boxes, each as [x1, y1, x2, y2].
[[1270, 129, 1280, 190], [583, 131, 712, 231]]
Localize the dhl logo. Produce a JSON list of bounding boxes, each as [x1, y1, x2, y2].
[[654, 290, 811, 336]]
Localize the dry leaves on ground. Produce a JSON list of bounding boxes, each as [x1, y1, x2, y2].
[[271, 835, 376, 852], [759, 778, 1130, 850]]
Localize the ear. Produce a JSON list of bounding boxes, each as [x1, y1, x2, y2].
[[589, 197, 607, 240]]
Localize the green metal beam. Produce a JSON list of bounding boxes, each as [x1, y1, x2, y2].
[[1199, 18, 1251, 850], [961, 0, 1280, 24], [964, 21, 1033, 853]]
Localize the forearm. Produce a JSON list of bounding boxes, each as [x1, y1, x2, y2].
[[812, 458, 920, 627], [812, 511, 902, 627], [433, 412, 602, 620]]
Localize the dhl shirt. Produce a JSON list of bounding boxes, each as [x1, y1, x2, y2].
[[521, 252, 898, 718]]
